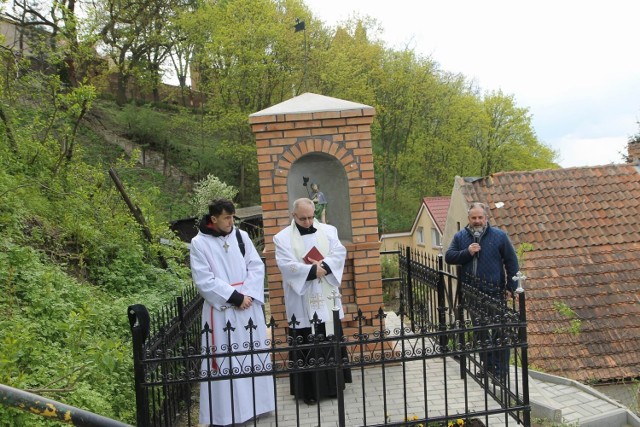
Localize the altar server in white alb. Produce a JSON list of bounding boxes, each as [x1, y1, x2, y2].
[[273, 197, 351, 405], [190, 199, 274, 426]]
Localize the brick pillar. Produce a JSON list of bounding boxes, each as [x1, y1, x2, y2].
[[249, 93, 383, 342]]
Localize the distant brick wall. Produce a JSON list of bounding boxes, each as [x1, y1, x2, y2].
[[250, 104, 384, 340]]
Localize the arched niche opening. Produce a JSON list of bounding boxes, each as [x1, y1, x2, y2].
[[287, 152, 352, 241]]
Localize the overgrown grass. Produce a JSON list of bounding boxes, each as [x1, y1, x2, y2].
[[77, 110, 193, 221], [93, 98, 225, 181], [0, 73, 193, 425]]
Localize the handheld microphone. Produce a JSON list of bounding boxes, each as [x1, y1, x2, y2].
[[473, 230, 481, 244]]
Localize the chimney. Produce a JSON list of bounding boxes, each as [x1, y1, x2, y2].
[[627, 142, 640, 165]]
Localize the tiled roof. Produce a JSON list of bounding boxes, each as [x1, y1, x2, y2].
[[423, 197, 450, 234], [457, 164, 640, 383]]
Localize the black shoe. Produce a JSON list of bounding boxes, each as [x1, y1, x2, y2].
[[303, 397, 317, 405]]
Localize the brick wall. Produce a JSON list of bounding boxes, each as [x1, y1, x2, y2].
[[249, 104, 384, 340]]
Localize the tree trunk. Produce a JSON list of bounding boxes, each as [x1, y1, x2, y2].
[[116, 74, 128, 105]]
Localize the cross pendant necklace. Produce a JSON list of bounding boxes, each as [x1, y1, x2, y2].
[[218, 235, 230, 253]]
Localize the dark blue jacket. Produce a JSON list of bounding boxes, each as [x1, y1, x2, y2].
[[445, 224, 519, 293]]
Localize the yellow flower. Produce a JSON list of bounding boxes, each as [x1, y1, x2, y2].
[[457, 419, 465, 426]]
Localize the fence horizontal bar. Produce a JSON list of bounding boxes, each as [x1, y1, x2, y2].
[[380, 250, 401, 255]]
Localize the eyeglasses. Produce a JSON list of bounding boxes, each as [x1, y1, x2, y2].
[[295, 215, 315, 222]]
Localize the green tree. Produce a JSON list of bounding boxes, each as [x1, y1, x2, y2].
[[183, 0, 314, 203], [167, 7, 198, 105], [7, 0, 85, 86], [86, 0, 187, 104], [472, 90, 557, 176], [319, 17, 385, 104], [191, 174, 238, 216]]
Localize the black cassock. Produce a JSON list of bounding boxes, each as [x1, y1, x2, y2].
[[288, 321, 352, 402]]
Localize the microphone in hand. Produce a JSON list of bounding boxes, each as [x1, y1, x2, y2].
[[472, 230, 481, 256]]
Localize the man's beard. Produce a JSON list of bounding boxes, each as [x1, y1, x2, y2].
[[470, 225, 485, 234]]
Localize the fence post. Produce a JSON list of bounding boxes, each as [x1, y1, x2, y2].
[[437, 254, 447, 350], [404, 246, 415, 331], [333, 303, 346, 427], [127, 305, 151, 427], [456, 267, 466, 379], [518, 291, 531, 427], [176, 296, 194, 427]]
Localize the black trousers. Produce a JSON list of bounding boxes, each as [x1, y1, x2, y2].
[[472, 290, 510, 379]]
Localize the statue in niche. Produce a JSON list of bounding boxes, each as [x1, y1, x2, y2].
[[310, 183, 327, 223]]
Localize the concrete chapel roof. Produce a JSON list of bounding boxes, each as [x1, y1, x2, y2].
[[249, 92, 373, 117]]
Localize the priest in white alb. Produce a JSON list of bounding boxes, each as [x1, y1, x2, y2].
[[273, 197, 351, 405], [190, 199, 274, 426]]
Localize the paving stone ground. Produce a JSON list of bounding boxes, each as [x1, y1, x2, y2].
[[245, 358, 508, 426], [222, 311, 511, 427]]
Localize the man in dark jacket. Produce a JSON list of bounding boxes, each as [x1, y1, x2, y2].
[[445, 202, 519, 381]]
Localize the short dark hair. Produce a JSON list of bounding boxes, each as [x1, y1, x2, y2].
[[208, 198, 235, 217]]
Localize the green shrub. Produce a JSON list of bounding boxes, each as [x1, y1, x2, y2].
[[190, 174, 239, 216], [0, 69, 191, 425], [118, 103, 168, 149]]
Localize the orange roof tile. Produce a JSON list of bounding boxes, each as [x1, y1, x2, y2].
[[423, 197, 450, 234], [458, 164, 640, 383]]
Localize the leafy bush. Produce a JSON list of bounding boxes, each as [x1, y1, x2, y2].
[[381, 254, 400, 304], [190, 173, 239, 216], [381, 254, 399, 279], [0, 67, 191, 425], [118, 103, 168, 148]]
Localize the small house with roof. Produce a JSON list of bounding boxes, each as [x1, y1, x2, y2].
[[380, 196, 450, 256], [442, 143, 640, 409]]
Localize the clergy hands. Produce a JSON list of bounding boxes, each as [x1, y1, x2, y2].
[[309, 258, 327, 278], [240, 295, 253, 310]]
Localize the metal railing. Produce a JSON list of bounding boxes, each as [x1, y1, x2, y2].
[[0, 384, 132, 427]]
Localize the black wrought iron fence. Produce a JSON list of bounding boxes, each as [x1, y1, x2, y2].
[[128, 284, 203, 427], [398, 246, 460, 333], [128, 246, 530, 427], [397, 245, 530, 422]]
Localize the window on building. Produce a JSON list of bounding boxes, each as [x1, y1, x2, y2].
[[431, 228, 441, 248], [416, 226, 424, 245]]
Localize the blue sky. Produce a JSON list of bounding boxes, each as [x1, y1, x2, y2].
[[305, 0, 640, 168]]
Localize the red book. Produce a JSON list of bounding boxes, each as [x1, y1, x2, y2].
[[303, 246, 324, 264]]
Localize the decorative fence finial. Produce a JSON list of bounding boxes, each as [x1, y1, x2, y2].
[[513, 271, 527, 294], [328, 288, 341, 311]]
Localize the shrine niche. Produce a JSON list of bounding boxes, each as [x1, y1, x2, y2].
[[249, 93, 382, 338]]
